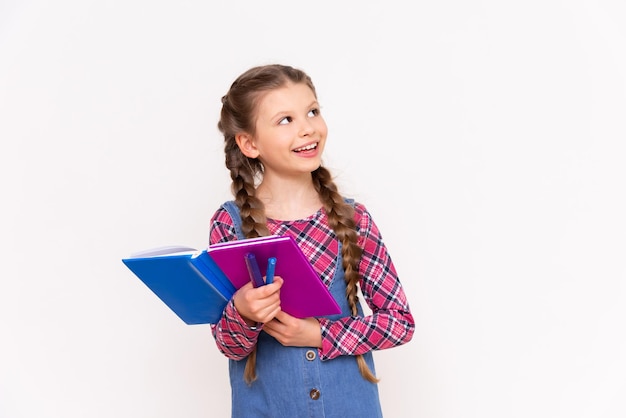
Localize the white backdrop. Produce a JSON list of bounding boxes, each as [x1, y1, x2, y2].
[[1, 1, 625, 417]]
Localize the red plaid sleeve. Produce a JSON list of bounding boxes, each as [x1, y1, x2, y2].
[[318, 202, 415, 360]]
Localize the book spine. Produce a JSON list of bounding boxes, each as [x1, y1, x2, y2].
[[191, 251, 237, 296]]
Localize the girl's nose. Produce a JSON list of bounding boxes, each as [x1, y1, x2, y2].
[[299, 119, 315, 136]]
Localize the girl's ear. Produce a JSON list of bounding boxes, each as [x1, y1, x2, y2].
[[235, 133, 260, 159]]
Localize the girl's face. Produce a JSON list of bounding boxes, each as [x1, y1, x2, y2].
[[237, 82, 327, 178]]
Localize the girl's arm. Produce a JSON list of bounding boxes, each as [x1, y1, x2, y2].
[[210, 301, 262, 360], [317, 203, 415, 360]]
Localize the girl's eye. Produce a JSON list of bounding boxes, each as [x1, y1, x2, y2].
[[308, 108, 320, 117], [278, 116, 293, 125]]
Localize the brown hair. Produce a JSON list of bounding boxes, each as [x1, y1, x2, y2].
[[218, 64, 378, 384]]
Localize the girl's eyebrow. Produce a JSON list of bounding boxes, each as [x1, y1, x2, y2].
[[270, 101, 320, 120]]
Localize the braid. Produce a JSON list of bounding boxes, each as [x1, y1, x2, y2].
[[224, 138, 269, 384], [312, 167, 379, 383]]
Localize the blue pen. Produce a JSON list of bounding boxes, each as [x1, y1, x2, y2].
[[265, 257, 277, 284], [244, 253, 265, 288]]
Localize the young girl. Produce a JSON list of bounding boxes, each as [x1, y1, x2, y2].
[[209, 64, 415, 418]]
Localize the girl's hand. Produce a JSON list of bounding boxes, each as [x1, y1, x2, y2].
[[233, 277, 283, 326], [262, 311, 323, 348]]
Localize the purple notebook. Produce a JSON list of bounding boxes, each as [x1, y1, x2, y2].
[[208, 235, 341, 318]]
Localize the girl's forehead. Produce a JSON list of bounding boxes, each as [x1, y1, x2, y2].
[[256, 83, 316, 112]]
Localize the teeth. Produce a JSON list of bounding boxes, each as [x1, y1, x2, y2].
[[294, 143, 317, 152]]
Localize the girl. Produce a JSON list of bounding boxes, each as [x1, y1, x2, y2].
[[209, 64, 415, 418]]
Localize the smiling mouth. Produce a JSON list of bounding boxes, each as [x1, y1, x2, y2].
[[293, 143, 318, 152]]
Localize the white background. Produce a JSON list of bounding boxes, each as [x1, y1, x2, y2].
[[1, 1, 625, 417]]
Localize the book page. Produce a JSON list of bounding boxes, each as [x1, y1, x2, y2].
[[129, 245, 198, 258]]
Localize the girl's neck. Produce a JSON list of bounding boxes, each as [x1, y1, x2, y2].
[[256, 175, 322, 221]]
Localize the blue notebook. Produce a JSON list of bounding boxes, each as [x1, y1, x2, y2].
[[122, 236, 341, 325], [122, 247, 235, 325]]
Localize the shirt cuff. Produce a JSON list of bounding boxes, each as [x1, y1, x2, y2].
[[317, 317, 334, 360], [225, 300, 263, 335]]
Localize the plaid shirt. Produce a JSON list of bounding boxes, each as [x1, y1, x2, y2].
[[209, 201, 414, 361]]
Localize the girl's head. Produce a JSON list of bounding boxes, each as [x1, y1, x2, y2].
[[218, 64, 323, 182]]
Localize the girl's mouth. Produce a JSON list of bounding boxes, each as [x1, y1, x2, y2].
[[293, 142, 318, 153]]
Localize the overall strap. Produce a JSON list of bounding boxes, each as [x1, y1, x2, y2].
[[221, 201, 246, 240]]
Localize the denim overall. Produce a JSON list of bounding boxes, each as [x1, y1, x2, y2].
[[221, 201, 383, 418]]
